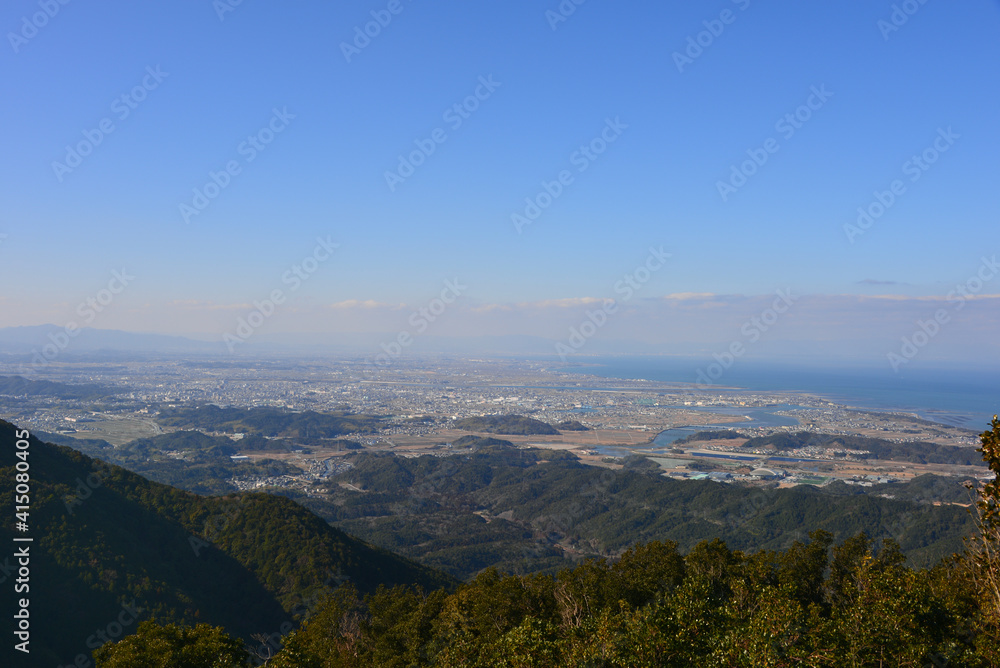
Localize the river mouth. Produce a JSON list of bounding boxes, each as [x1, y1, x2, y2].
[[592, 405, 804, 457]]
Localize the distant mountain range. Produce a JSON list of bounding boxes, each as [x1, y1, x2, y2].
[[0, 324, 950, 364], [0, 325, 653, 358], [0, 325, 225, 355], [0, 375, 115, 399]]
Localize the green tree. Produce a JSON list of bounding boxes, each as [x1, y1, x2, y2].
[[478, 617, 563, 668], [610, 540, 685, 607], [268, 584, 363, 668], [93, 620, 250, 668], [777, 530, 832, 610], [966, 415, 1000, 662]]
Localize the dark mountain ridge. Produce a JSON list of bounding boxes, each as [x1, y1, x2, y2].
[[0, 420, 454, 667]]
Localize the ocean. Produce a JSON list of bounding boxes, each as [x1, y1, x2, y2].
[[554, 356, 1000, 431]]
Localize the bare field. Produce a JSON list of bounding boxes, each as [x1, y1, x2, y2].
[[61, 416, 163, 445]]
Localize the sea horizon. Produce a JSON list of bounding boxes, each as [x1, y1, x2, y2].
[[552, 355, 1000, 431]]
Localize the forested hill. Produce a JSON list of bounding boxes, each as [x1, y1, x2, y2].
[[0, 374, 115, 400], [0, 420, 455, 667], [452, 414, 560, 435], [314, 447, 977, 579], [675, 429, 985, 466], [155, 404, 384, 438]]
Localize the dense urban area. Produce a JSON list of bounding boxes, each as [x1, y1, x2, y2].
[[0, 354, 986, 496]]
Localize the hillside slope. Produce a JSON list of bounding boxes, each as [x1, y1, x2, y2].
[[0, 420, 454, 667], [313, 448, 976, 578]]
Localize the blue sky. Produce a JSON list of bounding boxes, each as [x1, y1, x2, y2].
[[1, 0, 998, 365]]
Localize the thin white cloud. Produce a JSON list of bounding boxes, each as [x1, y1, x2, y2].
[[521, 297, 607, 309], [327, 299, 401, 310], [661, 292, 718, 300], [166, 299, 249, 311]]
